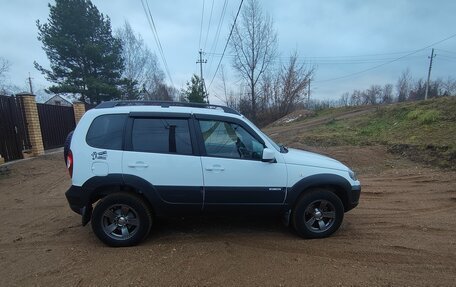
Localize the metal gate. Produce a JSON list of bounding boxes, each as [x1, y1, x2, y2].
[[37, 103, 76, 150], [0, 95, 30, 162]]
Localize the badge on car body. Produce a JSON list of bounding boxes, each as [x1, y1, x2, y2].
[[91, 151, 107, 160]]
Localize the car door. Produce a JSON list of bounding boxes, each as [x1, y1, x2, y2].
[[195, 115, 287, 206], [122, 113, 204, 212]]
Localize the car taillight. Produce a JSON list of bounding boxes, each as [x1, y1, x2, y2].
[[67, 150, 73, 178]]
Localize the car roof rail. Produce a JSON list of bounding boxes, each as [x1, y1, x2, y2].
[[95, 101, 240, 115]]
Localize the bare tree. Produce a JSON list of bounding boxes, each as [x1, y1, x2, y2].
[[0, 58, 10, 87], [148, 83, 174, 101], [116, 21, 165, 100], [0, 58, 17, 95], [350, 90, 362, 106], [218, 64, 229, 104], [225, 90, 240, 110], [230, 0, 277, 122], [396, 69, 412, 102], [274, 53, 314, 116], [381, 84, 394, 104], [441, 77, 456, 96], [339, 92, 350, 106], [361, 85, 380, 105], [408, 78, 426, 101], [0, 58, 9, 76]]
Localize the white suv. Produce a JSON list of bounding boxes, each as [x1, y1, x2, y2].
[[65, 101, 361, 246]]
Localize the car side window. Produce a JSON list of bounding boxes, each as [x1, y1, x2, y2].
[[132, 118, 192, 155], [86, 114, 127, 150], [199, 120, 263, 160]]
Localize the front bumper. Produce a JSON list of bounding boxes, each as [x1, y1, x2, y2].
[[347, 185, 361, 211]]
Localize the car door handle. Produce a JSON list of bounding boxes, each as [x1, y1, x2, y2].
[[205, 165, 224, 172], [128, 162, 149, 168]]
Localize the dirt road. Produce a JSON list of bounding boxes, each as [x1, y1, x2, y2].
[[0, 146, 455, 286]]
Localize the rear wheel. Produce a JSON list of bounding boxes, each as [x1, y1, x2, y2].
[[92, 193, 152, 247], [292, 188, 344, 238]]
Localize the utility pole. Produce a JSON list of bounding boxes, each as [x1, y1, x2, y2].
[[28, 73, 33, 94], [424, 48, 436, 100], [196, 49, 208, 103]]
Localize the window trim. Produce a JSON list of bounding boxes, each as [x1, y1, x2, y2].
[[124, 115, 198, 156], [194, 114, 266, 161]]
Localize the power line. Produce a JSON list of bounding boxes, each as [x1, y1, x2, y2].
[[435, 48, 456, 55], [205, 52, 428, 61], [203, 0, 215, 51], [286, 50, 428, 59], [208, 0, 244, 89], [314, 33, 456, 84], [198, 0, 205, 49], [140, 0, 174, 87], [438, 54, 456, 60], [204, 52, 427, 66], [144, 0, 174, 87], [206, 0, 228, 78]]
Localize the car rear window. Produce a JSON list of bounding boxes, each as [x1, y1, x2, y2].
[[86, 114, 127, 150], [131, 118, 192, 155]]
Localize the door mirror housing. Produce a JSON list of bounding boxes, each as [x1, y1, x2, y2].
[[262, 148, 276, 163]]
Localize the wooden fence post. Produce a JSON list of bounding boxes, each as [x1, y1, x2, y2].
[[73, 101, 86, 124], [17, 93, 45, 157]]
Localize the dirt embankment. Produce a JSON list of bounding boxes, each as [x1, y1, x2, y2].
[[0, 148, 455, 286], [266, 97, 456, 169]]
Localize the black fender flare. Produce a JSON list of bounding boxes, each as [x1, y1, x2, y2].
[[286, 173, 353, 211], [81, 174, 166, 216]]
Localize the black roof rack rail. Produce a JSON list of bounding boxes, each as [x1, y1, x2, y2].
[[95, 101, 240, 115]]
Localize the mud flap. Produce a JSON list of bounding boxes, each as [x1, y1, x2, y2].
[[282, 209, 291, 226], [81, 205, 93, 226]]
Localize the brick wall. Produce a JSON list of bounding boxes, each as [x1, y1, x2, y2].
[[73, 102, 86, 124], [17, 93, 45, 156]]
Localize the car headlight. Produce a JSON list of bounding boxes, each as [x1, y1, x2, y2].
[[348, 170, 358, 181]]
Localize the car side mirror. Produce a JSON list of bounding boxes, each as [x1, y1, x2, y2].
[[262, 148, 276, 163]]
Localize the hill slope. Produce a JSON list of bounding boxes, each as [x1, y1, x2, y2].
[[265, 97, 456, 169]]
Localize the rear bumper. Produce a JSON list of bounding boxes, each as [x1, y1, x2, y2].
[[65, 185, 92, 225], [65, 185, 87, 214]]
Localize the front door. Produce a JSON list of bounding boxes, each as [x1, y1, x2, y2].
[[196, 118, 287, 206]]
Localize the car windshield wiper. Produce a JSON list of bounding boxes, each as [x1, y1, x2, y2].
[[280, 145, 289, 153]]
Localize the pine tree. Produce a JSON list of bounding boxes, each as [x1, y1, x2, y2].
[[181, 74, 207, 103], [35, 0, 123, 104]]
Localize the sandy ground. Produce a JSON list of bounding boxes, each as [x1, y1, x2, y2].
[[0, 146, 455, 286]]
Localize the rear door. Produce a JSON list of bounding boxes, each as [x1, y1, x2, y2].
[[122, 113, 204, 211]]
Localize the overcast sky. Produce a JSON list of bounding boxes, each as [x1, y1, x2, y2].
[[1, 0, 455, 103]]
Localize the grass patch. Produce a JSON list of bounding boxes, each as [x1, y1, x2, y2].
[[267, 96, 456, 169], [406, 109, 441, 124]]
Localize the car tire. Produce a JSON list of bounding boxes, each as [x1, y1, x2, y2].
[[292, 188, 344, 239], [91, 193, 153, 247]]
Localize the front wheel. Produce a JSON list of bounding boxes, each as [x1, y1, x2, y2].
[[292, 188, 344, 238], [91, 193, 153, 247]]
